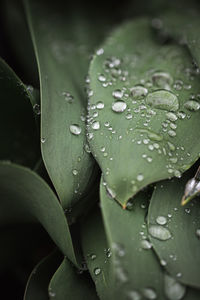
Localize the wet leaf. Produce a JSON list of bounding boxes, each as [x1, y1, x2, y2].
[[148, 170, 200, 289], [88, 18, 200, 207], [0, 58, 39, 167], [24, 251, 62, 300], [24, 0, 100, 209], [81, 208, 111, 300], [99, 178, 166, 299], [48, 258, 98, 300], [0, 162, 79, 266]]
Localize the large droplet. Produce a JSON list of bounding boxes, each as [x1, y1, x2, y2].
[[127, 290, 142, 300], [70, 124, 82, 135], [130, 85, 148, 99], [142, 288, 157, 299], [149, 225, 171, 241], [156, 216, 167, 225], [96, 101, 105, 109], [141, 239, 152, 250], [146, 90, 179, 112], [152, 72, 173, 90], [166, 112, 178, 122], [92, 121, 100, 130], [164, 274, 186, 300], [112, 89, 124, 99], [184, 100, 200, 111], [112, 100, 127, 113]]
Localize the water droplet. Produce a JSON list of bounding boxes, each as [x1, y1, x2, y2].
[[167, 142, 176, 151], [127, 290, 142, 300], [130, 85, 148, 99], [94, 267, 101, 276], [148, 131, 163, 142], [112, 100, 127, 113], [142, 288, 157, 299], [160, 259, 167, 266], [126, 113, 133, 120], [152, 71, 173, 90], [149, 225, 171, 241], [112, 89, 124, 99], [62, 91, 74, 103], [137, 174, 144, 182], [84, 143, 91, 153], [177, 111, 186, 119], [164, 274, 186, 300], [70, 124, 82, 135], [196, 229, 200, 239], [90, 254, 97, 260], [146, 90, 179, 112], [156, 216, 167, 225], [33, 103, 41, 115], [96, 48, 104, 55], [92, 121, 100, 130], [98, 74, 106, 82], [41, 137, 46, 143], [49, 289, 56, 297], [166, 112, 178, 122], [184, 100, 200, 111], [96, 101, 104, 109], [72, 169, 78, 176], [106, 186, 116, 198], [168, 130, 176, 137], [141, 239, 152, 250]]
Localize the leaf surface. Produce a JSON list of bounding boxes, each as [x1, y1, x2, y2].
[[24, 0, 105, 209], [88, 19, 200, 206], [0, 162, 78, 266], [148, 170, 200, 289], [48, 258, 98, 300]]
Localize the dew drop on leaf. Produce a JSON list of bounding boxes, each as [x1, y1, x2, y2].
[[152, 71, 173, 90], [70, 124, 82, 135], [146, 90, 179, 112], [184, 100, 200, 111], [112, 100, 127, 112], [94, 267, 101, 275], [149, 225, 171, 241], [130, 85, 148, 99], [142, 287, 157, 299], [156, 216, 167, 225], [164, 274, 186, 300]]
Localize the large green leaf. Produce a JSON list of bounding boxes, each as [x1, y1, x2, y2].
[[24, 0, 107, 209], [148, 170, 200, 289], [0, 162, 78, 266], [100, 179, 167, 299], [48, 258, 98, 300], [81, 208, 111, 300], [0, 58, 39, 167], [24, 251, 62, 300], [88, 18, 200, 207]]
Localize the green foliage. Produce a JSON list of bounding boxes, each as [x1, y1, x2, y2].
[[1, 0, 200, 299]]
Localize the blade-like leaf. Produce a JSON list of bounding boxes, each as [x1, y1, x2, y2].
[[0, 58, 39, 167], [48, 258, 98, 300], [88, 18, 200, 207], [148, 170, 200, 289], [100, 179, 166, 299], [0, 162, 78, 266], [81, 208, 111, 300], [24, 0, 105, 209], [24, 251, 62, 300]]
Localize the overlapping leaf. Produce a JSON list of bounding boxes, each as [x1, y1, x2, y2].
[[24, 0, 107, 209], [148, 170, 200, 289], [0, 162, 78, 266], [48, 258, 98, 300], [88, 18, 200, 207]]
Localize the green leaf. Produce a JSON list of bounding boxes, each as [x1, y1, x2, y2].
[[81, 208, 111, 300], [24, 251, 62, 300], [0, 162, 78, 266], [148, 170, 200, 289], [100, 179, 167, 299], [24, 0, 103, 209], [88, 18, 200, 207], [157, 11, 200, 67], [48, 258, 98, 300], [0, 58, 39, 167]]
